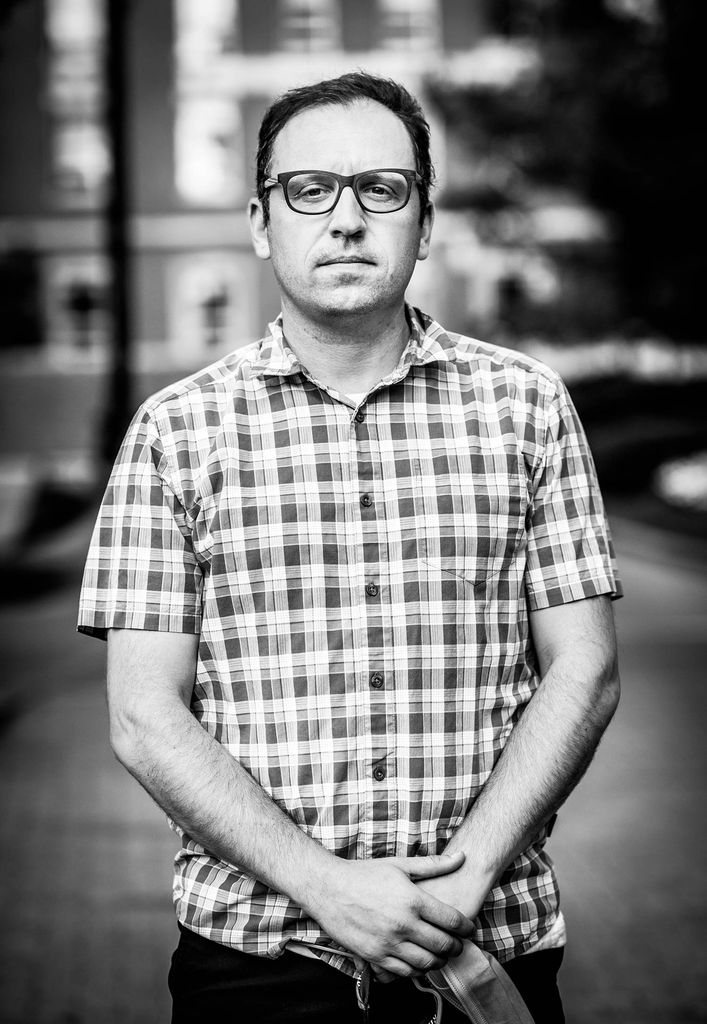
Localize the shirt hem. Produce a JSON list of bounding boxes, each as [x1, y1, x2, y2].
[[526, 572, 622, 611], [77, 610, 201, 641]]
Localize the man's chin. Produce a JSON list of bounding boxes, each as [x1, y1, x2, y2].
[[311, 285, 383, 317]]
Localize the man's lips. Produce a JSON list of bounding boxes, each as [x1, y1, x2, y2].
[[318, 256, 375, 266]]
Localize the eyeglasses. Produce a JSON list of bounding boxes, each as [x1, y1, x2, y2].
[[263, 168, 421, 215]]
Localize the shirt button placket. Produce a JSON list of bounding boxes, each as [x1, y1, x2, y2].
[[361, 489, 377, 597], [353, 399, 388, 831]]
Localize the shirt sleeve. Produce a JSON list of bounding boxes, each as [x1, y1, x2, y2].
[[77, 406, 203, 640], [524, 375, 622, 610]]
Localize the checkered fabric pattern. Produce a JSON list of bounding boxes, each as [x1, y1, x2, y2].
[[78, 306, 621, 976]]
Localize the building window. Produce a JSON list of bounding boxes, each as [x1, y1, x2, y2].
[[174, 97, 244, 206], [45, 0, 105, 51], [173, 1, 245, 206], [379, 0, 439, 51], [279, 0, 338, 52], [43, 254, 110, 362], [50, 120, 111, 201], [44, 0, 109, 208], [165, 253, 255, 367], [174, 0, 240, 69]]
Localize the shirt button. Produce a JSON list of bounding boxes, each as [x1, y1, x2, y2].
[[373, 765, 386, 782], [354, 410, 365, 423], [360, 493, 373, 508], [365, 583, 379, 597], [370, 672, 384, 689]]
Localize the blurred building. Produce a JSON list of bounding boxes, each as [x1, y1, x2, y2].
[[0, 0, 491, 386], [2, 0, 636, 477]]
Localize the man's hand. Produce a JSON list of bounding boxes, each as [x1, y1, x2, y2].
[[405, 595, 619, 984], [305, 850, 475, 981], [415, 865, 488, 924], [106, 632, 470, 986]]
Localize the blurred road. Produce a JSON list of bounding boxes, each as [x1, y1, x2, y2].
[[553, 517, 707, 1024], [0, 512, 705, 1024]]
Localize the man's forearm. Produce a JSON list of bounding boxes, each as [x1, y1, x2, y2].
[[111, 691, 334, 904], [108, 631, 475, 980], [419, 595, 620, 915], [446, 656, 619, 903]]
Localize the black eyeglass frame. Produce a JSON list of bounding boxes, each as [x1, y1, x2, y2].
[[262, 168, 422, 215]]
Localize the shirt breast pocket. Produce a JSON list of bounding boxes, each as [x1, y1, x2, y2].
[[415, 444, 527, 588]]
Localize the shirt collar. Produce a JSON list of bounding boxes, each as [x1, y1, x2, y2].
[[248, 304, 457, 381]]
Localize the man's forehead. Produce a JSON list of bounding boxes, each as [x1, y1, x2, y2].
[[269, 99, 415, 171]]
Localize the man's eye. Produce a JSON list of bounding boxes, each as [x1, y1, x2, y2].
[[363, 184, 394, 197], [295, 182, 334, 200], [358, 175, 406, 203]]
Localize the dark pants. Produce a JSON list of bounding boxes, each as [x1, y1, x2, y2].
[[169, 925, 565, 1023]]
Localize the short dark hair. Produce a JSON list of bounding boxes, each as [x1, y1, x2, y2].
[[256, 71, 435, 224]]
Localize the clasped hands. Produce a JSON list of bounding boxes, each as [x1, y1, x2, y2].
[[308, 849, 484, 984]]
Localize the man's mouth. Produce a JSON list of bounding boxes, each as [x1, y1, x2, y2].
[[319, 256, 375, 266]]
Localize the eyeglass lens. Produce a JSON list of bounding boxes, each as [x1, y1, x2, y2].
[[285, 171, 410, 213]]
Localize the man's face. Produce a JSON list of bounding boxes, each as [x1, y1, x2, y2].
[[249, 99, 433, 323]]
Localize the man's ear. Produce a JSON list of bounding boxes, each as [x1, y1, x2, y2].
[[416, 202, 435, 262], [248, 198, 271, 261]]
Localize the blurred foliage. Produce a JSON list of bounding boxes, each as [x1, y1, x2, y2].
[[428, 0, 707, 341], [570, 375, 707, 534], [0, 0, 26, 28]]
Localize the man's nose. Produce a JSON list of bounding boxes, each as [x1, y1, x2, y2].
[[328, 185, 366, 236]]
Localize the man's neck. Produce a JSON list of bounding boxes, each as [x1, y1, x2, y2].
[[279, 301, 410, 397]]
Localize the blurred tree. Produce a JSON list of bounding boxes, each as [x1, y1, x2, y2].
[[428, 0, 706, 341], [0, 0, 27, 29], [591, 0, 707, 341]]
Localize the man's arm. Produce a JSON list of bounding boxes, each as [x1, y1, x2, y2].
[[106, 628, 474, 978], [417, 594, 620, 920]]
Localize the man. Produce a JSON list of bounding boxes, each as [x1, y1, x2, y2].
[[78, 73, 621, 1023]]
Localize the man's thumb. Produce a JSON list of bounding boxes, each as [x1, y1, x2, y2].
[[402, 850, 465, 880]]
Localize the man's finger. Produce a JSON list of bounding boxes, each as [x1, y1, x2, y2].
[[371, 964, 398, 984], [416, 891, 475, 937], [395, 850, 465, 880], [376, 954, 423, 980], [405, 920, 465, 960], [386, 939, 450, 974]]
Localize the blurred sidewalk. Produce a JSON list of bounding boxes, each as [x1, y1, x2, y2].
[[0, 509, 705, 1023], [0, 510, 177, 1024]]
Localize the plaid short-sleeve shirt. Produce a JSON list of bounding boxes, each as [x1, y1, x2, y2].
[[79, 306, 621, 973]]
